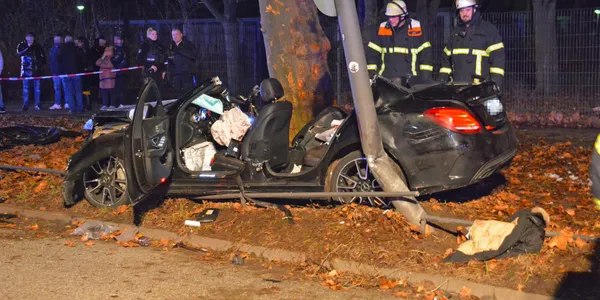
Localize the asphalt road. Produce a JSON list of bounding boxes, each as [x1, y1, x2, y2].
[[0, 228, 400, 300]]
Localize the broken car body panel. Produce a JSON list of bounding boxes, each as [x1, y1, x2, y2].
[[63, 76, 517, 207]]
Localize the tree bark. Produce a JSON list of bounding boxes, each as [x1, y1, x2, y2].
[[360, 0, 379, 43], [178, 0, 195, 43], [416, 0, 441, 41], [532, 0, 558, 95], [204, 0, 240, 95], [259, 0, 334, 136]]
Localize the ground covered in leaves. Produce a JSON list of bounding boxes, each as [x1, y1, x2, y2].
[[1, 115, 599, 298]]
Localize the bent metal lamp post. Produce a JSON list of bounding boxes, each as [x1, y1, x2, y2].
[[313, 0, 426, 226]]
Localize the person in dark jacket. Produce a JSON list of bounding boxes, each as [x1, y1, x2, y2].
[[439, 0, 506, 88], [137, 28, 166, 92], [49, 33, 68, 110], [89, 36, 106, 106], [112, 34, 128, 107], [17, 32, 46, 111], [592, 134, 600, 210], [366, 1, 433, 85], [76, 36, 92, 109], [58, 34, 85, 114], [167, 28, 198, 95]]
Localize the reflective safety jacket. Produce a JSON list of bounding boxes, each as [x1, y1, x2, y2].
[[591, 134, 600, 210], [366, 19, 433, 81], [439, 13, 505, 87]]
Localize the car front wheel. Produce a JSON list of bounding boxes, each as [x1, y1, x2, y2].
[[82, 156, 130, 208]]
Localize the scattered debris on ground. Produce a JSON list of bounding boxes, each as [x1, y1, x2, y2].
[[1, 116, 599, 297]]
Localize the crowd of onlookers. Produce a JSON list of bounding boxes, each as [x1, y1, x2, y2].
[[0, 27, 200, 115], [0, 32, 129, 114]]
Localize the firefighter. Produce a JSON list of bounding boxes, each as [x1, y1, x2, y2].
[[592, 134, 600, 210], [439, 0, 505, 88], [366, 0, 433, 85]]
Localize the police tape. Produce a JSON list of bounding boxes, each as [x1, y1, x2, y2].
[[0, 66, 144, 81]]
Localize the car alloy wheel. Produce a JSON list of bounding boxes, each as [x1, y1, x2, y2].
[[331, 152, 388, 208], [83, 156, 129, 208]]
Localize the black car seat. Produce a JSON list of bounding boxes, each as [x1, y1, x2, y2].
[[241, 78, 292, 169]]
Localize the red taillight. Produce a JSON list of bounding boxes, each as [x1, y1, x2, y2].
[[210, 157, 215, 166], [160, 177, 167, 184], [424, 108, 481, 134]]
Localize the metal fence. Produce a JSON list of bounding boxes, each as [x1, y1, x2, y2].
[[323, 9, 600, 114], [7, 8, 598, 116]]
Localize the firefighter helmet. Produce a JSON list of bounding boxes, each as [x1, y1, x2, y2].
[[456, 0, 477, 10], [385, 1, 408, 17]]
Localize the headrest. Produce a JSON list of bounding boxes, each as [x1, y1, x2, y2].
[[259, 78, 285, 103]]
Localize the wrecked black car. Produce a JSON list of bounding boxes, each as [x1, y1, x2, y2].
[[62, 76, 517, 209]]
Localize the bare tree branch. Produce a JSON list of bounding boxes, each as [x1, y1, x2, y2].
[[202, 0, 225, 22]]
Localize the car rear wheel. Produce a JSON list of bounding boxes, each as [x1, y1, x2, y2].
[[325, 151, 389, 208], [82, 156, 130, 208]]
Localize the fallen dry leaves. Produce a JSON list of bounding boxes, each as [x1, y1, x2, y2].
[[459, 286, 471, 298], [25, 224, 39, 231]]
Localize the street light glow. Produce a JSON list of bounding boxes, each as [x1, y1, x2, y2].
[[77, 5, 85, 11], [595, 9, 600, 15]]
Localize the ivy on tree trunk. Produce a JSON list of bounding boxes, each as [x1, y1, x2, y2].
[[258, 0, 334, 137]]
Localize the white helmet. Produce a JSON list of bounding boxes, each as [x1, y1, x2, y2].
[[385, 0, 407, 17], [456, 0, 477, 10]]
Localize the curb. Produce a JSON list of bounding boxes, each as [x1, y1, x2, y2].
[[0, 205, 557, 300]]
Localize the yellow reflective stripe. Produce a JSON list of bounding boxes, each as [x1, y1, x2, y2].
[[444, 47, 451, 56], [472, 49, 489, 57], [490, 67, 505, 76], [368, 42, 383, 53], [595, 134, 600, 154], [389, 47, 409, 54], [411, 52, 418, 76], [440, 67, 452, 74], [420, 65, 434, 71], [379, 51, 386, 76], [416, 41, 432, 53], [486, 42, 504, 53], [475, 55, 483, 83], [452, 48, 470, 55], [367, 64, 378, 71]]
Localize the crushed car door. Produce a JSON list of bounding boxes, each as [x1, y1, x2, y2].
[[125, 78, 173, 202]]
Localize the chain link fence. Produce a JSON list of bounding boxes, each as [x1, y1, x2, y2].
[[4, 8, 598, 119], [323, 8, 600, 115]]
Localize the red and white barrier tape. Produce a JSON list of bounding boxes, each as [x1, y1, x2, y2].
[[0, 66, 144, 81]]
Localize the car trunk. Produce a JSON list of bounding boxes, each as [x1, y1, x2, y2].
[[412, 82, 507, 130]]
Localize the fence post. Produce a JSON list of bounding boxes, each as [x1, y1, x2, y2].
[[336, 24, 342, 105]]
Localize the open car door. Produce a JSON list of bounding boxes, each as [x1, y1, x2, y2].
[[125, 78, 173, 204]]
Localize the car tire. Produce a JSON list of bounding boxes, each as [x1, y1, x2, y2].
[[82, 155, 131, 208], [325, 150, 407, 208]]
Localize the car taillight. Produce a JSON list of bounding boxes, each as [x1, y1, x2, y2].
[[424, 107, 482, 134]]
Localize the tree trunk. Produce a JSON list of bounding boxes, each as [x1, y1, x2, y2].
[[532, 0, 558, 96], [360, 0, 379, 43], [178, 0, 195, 43], [416, 0, 441, 41], [204, 0, 241, 96], [259, 0, 334, 136], [223, 21, 240, 95]]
